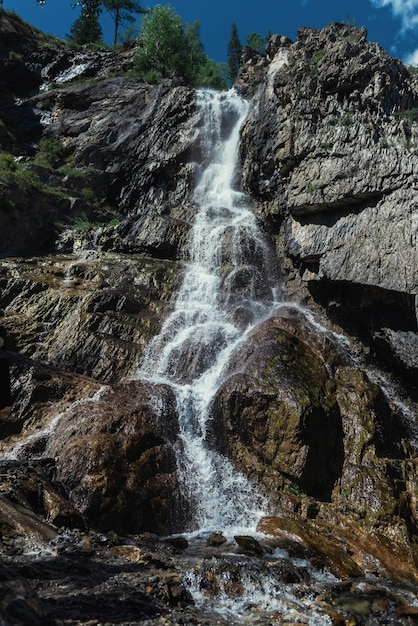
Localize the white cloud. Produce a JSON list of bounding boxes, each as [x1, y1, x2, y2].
[[404, 47, 418, 64], [370, 0, 418, 31]]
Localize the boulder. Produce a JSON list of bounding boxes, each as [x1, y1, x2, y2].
[[210, 307, 418, 544]]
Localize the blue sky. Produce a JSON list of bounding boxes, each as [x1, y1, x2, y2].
[[3, 0, 418, 65]]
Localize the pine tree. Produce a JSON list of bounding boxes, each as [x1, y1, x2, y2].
[[103, 0, 144, 46], [68, 3, 102, 45], [227, 22, 242, 84], [246, 32, 265, 54]]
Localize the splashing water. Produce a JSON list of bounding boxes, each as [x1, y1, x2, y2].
[[138, 89, 277, 534]]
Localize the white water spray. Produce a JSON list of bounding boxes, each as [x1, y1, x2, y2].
[[138, 89, 277, 533]]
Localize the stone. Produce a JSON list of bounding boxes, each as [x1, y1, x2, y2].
[[164, 536, 189, 550], [234, 535, 264, 556], [207, 532, 227, 546], [209, 311, 344, 500]]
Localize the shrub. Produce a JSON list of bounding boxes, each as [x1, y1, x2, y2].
[[134, 4, 226, 88], [0, 151, 42, 192], [36, 137, 68, 168]]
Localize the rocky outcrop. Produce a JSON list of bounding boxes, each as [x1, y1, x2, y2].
[[1, 9, 197, 258], [0, 354, 185, 534], [0, 77, 197, 257], [210, 306, 418, 546], [0, 252, 181, 383], [30, 78, 197, 219], [0, 8, 135, 99], [239, 24, 418, 386]]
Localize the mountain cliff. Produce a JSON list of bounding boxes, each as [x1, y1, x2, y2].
[[0, 10, 418, 623]]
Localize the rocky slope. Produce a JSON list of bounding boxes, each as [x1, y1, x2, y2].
[[0, 9, 418, 624]]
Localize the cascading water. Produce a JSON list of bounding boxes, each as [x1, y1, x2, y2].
[[138, 89, 277, 534]]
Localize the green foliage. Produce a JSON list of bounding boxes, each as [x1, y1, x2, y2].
[[67, 210, 94, 229], [0, 151, 42, 193], [135, 5, 189, 79], [306, 181, 322, 195], [407, 65, 418, 76], [309, 49, 324, 76], [134, 5, 226, 88], [102, 0, 144, 46], [312, 49, 324, 65], [396, 107, 418, 124], [245, 32, 265, 54], [341, 111, 353, 126], [142, 69, 162, 84], [67, 1, 103, 45], [285, 482, 302, 496], [227, 22, 242, 84], [67, 210, 117, 229], [36, 137, 69, 168], [195, 57, 228, 90], [0, 115, 19, 151]]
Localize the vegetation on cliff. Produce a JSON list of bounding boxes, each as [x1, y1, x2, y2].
[[134, 4, 226, 88]]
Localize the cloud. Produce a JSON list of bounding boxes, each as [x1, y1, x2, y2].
[[404, 47, 418, 64], [370, 0, 418, 31]]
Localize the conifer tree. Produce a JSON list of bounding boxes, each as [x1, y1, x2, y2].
[[246, 32, 265, 54], [103, 0, 144, 46], [68, 1, 102, 45], [227, 22, 242, 84]]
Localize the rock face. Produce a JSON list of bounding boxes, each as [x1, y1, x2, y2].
[[239, 24, 418, 384], [0, 354, 184, 534], [0, 10, 418, 592], [210, 307, 418, 546]]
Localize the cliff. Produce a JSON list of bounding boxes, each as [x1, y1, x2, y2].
[[0, 10, 418, 621], [239, 25, 418, 384]]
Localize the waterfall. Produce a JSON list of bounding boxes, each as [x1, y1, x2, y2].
[[138, 89, 277, 534]]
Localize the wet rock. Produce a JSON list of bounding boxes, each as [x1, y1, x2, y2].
[[0, 458, 86, 542], [0, 495, 57, 547], [207, 532, 227, 547], [0, 366, 186, 535], [258, 514, 418, 582], [43, 380, 185, 535], [210, 312, 344, 501], [164, 536, 189, 550], [0, 253, 181, 383], [234, 535, 264, 556], [163, 574, 193, 607], [0, 562, 45, 626]]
